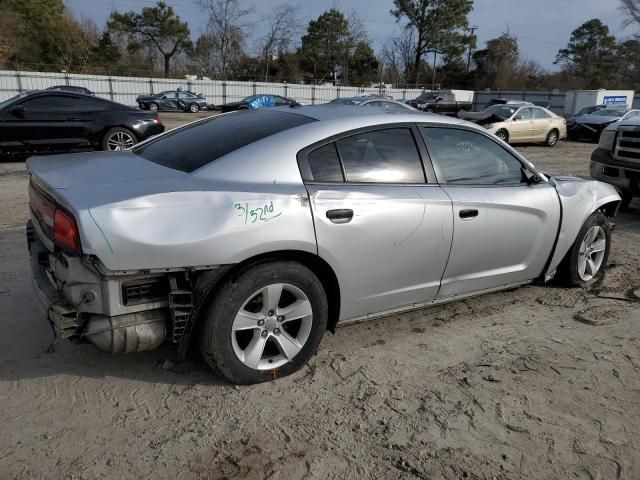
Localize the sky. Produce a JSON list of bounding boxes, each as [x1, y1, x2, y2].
[[64, 0, 635, 70]]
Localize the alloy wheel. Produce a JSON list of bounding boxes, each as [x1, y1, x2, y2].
[[547, 131, 558, 145], [231, 283, 313, 370], [190, 103, 199, 113], [149, 103, 158, 111], [496, 131, 508, 141], [578, 225, 606, 281], [106, 131, 135, 151]]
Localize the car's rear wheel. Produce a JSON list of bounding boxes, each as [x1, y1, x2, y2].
[[148, 102, 158, 112], [189, 103, 199, 113], [558, 211, 611, 288], [495, 129, 509, 143], [102, 127, 137, 151], [199, 261, 328, 384], [545, 129, 559, 147]]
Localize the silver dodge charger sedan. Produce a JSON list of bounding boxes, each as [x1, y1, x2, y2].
[[27, 106, 621, 384]]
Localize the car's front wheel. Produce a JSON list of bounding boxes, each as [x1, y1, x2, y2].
[[495, 129, 509, 143], [559, 211, 611, 288], [199, 261, 328, 384], [148, 102, 159, 112], [189, 103, 199, 113], [102, 127, 137, 151]]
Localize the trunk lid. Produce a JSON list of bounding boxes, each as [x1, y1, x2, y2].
[[27, 151, 180, 191]]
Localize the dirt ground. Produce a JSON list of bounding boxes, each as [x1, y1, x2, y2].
[[1, 114, 640, 479]]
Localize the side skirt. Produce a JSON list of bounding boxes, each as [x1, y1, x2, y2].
[[337, 280, 532, 327]]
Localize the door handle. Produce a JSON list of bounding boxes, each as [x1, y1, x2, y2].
[[326, 209, 354, 224], [459, 209, 478, 219]]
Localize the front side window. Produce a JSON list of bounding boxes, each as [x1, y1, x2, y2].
[[336, 128, 425, 183], [516, 108, 534, 120], [420, 127, 525, 185]]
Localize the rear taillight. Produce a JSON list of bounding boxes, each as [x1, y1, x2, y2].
[[54, 208, 81, 254], [156, 115, 163, 125]]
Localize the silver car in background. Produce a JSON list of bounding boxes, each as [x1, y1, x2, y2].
[[27, 106, 621, 384]]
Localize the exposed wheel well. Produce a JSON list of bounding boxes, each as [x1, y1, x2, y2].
[[192, 250, 341, 336], [599, 200, 621, 218]]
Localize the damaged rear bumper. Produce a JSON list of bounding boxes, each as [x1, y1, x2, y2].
[[27, 220, 169, 353]]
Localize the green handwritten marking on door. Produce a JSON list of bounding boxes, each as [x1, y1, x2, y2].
[[235, 201, 282, 225]]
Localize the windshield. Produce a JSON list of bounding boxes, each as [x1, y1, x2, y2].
[[483, 105, 516, 118], [0, 92, 29, 110], [591, 109, 626, 118], [417, 92, 438, 101], [329, 98, 363, 105]]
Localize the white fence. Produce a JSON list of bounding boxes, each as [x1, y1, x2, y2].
[[0, 70, 426, 106]]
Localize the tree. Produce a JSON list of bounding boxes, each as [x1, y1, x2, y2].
[[299, 9, 349, 84], [108, 1, 191, 77], [616, 39, 640, 88], [555, 19, 617, 89], [256, 4, 299, 81], [196, 0, 249, 80], [391, 0, 473, 85], [349, 42, 379, 85], [621, 0, 640, 25]]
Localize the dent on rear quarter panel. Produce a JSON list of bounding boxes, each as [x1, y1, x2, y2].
[[84, 186, 317, 271], [545, 177, 621, 276]]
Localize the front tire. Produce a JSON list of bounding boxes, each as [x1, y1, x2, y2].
[[148, 102, 159, 112], [495, 129, 509, 143], [545, 129, 559, 147], [102, 127, 137, 151], [559, 211, 611, 288], [188, 103, 199, 113], [199, 261, 328, 384]]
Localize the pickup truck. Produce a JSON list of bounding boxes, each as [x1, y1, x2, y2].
[[406, 91, 472, 115], [591, 117, 640, 209]]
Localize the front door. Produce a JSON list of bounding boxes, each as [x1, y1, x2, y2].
[[301, 126, 454, 322], [419, 125, 560, 298], [509, 107, 535, 141]]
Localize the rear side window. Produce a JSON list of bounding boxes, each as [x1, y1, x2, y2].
[[135, 110, 315, 173], [308, 143, 344, 182], [336, 128, 425, 183], [532, 108, 551, 119]]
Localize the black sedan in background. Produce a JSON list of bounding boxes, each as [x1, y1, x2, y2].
[[567, 108, 640, 142], [136, 90, 208, 112], [0, 91, 164, 158]]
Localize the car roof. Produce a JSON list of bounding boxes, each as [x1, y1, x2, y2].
[[273, 104, 438, 122]]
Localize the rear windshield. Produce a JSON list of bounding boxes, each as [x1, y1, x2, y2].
[[135, 109, 315, 172]]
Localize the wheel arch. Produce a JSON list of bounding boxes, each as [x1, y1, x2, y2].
[[186, 249, 342, 354]]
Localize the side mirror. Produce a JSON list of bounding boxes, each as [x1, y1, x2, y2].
[[513, 115, 523, 121], [436, 97, 443, 102], [9, 105, 25, 117]]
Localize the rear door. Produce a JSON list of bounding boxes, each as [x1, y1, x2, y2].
[[419, 126, 560, 299], [531, 107, 553, 139], [300, 125, 454, 322]]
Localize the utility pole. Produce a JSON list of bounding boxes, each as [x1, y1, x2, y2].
[[467, 26, 478, 72]]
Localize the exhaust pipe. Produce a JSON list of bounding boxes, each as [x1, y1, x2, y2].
[[82, 310, 167, 354]]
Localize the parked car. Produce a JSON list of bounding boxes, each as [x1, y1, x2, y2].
[[486, 98, 534, 107], [46, 85, 95, 95], [328, 96, 416, 111], [591, 116, 640, 209], [220, 94, 297, 113], [136, 90, 208, 113], [460, 104, 567, 146], [567, 108, 640, 142], [0, 90, 164, 158], [569, 104, 607, 118], [26, 106, 621, 384], [406, 90, 472, 114]]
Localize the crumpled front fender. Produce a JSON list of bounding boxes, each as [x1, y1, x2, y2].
[[545, 176, 621, 277]]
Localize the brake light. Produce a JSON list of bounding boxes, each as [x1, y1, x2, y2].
[[54, 208, 81, 253], [156, 115, 163, 125]]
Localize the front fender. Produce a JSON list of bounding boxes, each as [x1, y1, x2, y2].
[[545, 176, 621, 277]]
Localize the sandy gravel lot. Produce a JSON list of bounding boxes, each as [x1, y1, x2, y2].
[[1, 115, 640, 479]]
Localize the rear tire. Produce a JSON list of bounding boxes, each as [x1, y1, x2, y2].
[[199, 261, 328, 384], [545, 129, 559, 147], [102, 127, 137, 151], [557, 211, 611, 288]]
